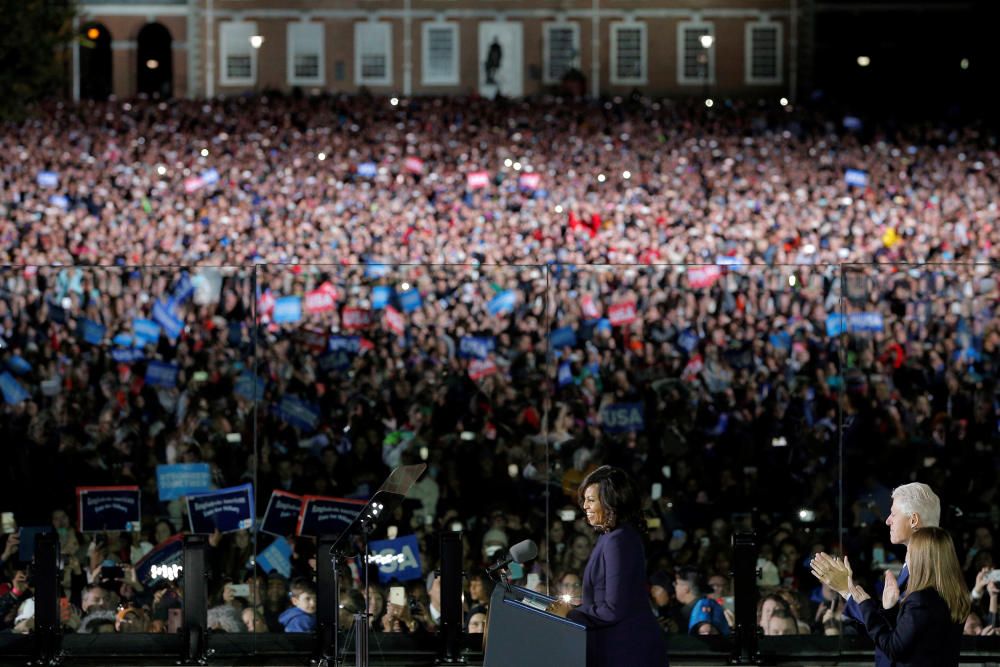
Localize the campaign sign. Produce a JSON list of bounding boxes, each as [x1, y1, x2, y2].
[[600, 403, 646, 434], [329, 336, 362, 355], [297, 496, 365, 538], [581, 294, 601, 319], [397, 288, 422, 313], [383, 306, 405, 336], [304, 285, 337, 314], [78, 318, 106, 345], [260, 491, 305, 537], [342, 307, 372, 330], [466, 171, 490, 189], [369, 534, 423, 583], [156, 463, 213, 501], [77, 486, 141, 533], [256, 537, 293, 578], [487, 291, 516, 316], [404, 156, 424, 174], [357, 162, 378, 178], [152, 299, 183, 339], [557, 361, 574, 387], [133, 318, 161, 347], [458, 336, 495, 360], [234, 372, 266, 401], [371, 286, 391, 310], [111, 347, 145, 364], [274, 395, 320, 432], [687, 265, 722, 289], [145, 360, 179, 388], [172, 273, 196, 303], [0, 372, 30, 405], [549, 326, 577, 350], [468, 359, 498, 380], [135, 533, 185, 586], [518, 173, 541, 190], [608, 301, 637, 327], [365, 262, 390, 279], [186, 484, 254, 534], [200, 168, 220, 187], [273, 296, 303, 324], [295, 327, 328, 354], [844, 169, 868, 188], [849, 311, 884, 333], [5, 356, 32, 375], [37, 171, 59, 188]]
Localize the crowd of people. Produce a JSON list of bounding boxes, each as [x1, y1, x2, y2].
[[1, 93, 998, 644]]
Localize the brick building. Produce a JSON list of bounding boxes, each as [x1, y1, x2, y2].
[[75, 0, 810, 100]]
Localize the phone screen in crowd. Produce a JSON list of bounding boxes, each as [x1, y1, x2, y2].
[[651, 483, 662, 501], [230, 584, 251, 598], [389, 586, 406, 607], [559, 509, 576, 522], [1, 512, 15, 534]]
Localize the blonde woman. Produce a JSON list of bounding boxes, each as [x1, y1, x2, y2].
[[846, 527, 968, 667]]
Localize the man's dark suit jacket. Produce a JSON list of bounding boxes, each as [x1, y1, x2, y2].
[[566, 524, 668, 667], [846, 564, 908, 667], [857, 588, 962, 667]]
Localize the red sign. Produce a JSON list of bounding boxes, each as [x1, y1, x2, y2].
[[383, 306, 405, 336], [519, 173, 541, 190], [687, 266, 722, 289], [341, 307, 372, 330], [304, 282, 337, 314], [295, 327, 328, 354], [608, 301, 637, 327], [404, 156, 425, 174], [581, 294, 601, 319], [466, 171, 490, 189], [468, 359, 498, 380]]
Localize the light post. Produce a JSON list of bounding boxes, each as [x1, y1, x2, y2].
[[249, 34, 264, 94], [699, 33, 714, 106]]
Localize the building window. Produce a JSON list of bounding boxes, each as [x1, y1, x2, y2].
[[355, 21, 392, 86], [745, 21, 783, 85], [422, 22, 459, 86], [610, 22, 647, 85], [543, 22, 580, 85], [287, 22, 324, 86], [219, 21, 256, 86], [676, 22, 715, 86]]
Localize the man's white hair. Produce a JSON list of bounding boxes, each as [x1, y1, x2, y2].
[[891, 482, 940, 527]]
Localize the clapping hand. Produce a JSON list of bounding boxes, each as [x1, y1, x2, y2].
[[882, 569, 900, 610], [810, 552, 850, 595], [845, 556, 870, 604]]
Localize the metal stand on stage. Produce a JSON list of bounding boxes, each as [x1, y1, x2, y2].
[[316, 464, 426, 667]]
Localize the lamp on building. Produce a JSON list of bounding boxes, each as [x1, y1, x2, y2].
[[249, 35, 264, 49], [249, 35, 264, 93], [698, 33, 714, 105]]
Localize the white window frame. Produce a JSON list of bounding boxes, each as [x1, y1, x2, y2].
[[287, 21, 325, 87], [354, 21, 393, 87], [542, 21, 581, 85], [744, 20, 784, 85], [609, 21, 647, 86], [676, 21, 715, 86], [219, 21, 257, 87], [421, 21, 460, 86]]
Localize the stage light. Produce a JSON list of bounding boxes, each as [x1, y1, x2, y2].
[[705, 98, 714, 108], [86, 27, 100, 40], [390, 97, 399, 106], [779, 97, 789, 107], [857, 56, 871, 67]]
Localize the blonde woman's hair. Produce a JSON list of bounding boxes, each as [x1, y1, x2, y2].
[[891, 483, 940, 527], [904, 527, 970, 624]]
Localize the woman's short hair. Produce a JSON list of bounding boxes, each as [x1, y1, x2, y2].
[[576, 465, 642, 532], [905, 526, 970, 623], [891, 483, 940, 527]]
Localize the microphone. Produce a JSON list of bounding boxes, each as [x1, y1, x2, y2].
[[485, 539, 538, 575]]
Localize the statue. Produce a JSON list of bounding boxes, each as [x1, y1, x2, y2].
[[485, 37, 503, 85]]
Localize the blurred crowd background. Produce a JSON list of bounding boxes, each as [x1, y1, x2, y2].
[[1, 94, 998, 641]]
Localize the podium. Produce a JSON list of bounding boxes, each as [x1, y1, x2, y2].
[[483, 584, 588, 667]]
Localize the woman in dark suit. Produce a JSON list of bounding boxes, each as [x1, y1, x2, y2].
[[846, 526, 969, 667], [547, 465, 668, 667]]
